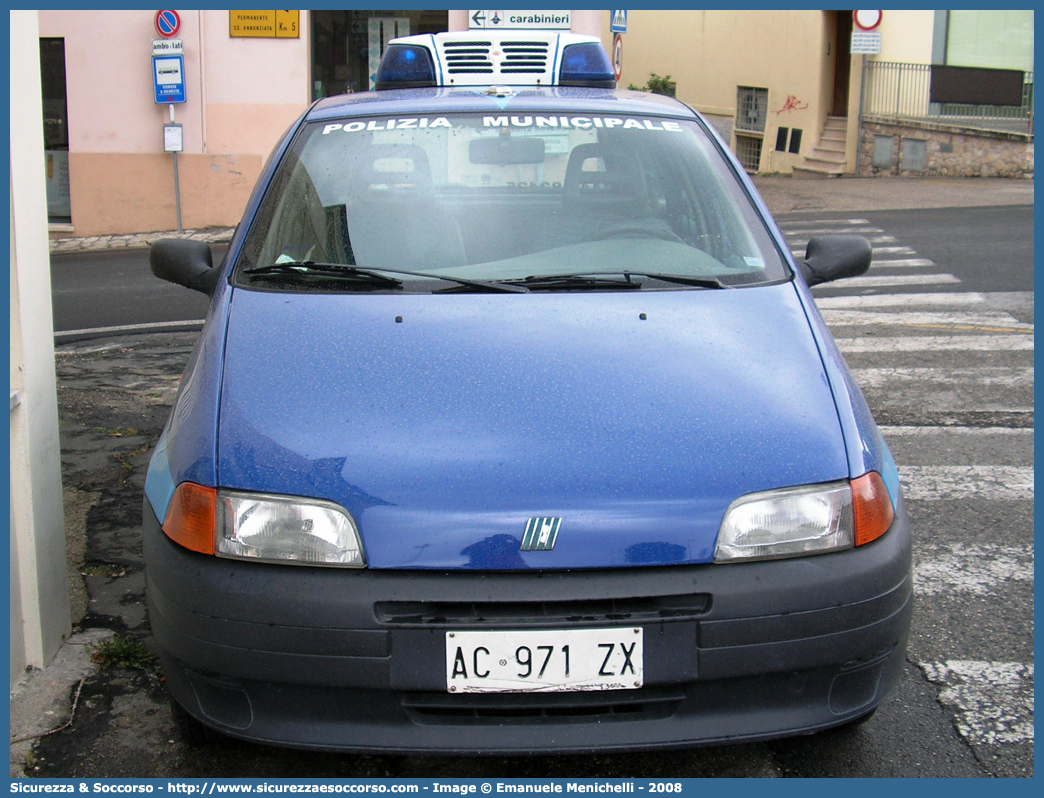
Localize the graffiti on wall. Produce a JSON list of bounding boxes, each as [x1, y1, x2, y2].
[[776, 95, 809, 115]]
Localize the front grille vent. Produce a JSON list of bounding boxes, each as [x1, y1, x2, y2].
[[376, 594, 711, 626], [403, 686, 684, 725]]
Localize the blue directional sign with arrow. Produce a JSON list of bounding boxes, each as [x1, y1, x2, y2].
[[469, 9, 569, 30]]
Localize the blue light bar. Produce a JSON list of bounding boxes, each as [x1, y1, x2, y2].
[[375, 44, 437, 90], [559, 42, 616, 88]]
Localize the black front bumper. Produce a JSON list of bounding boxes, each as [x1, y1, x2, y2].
[[144, 497, 913, 753]]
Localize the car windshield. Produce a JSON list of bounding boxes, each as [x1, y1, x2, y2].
[[235, 112, 787, 291]]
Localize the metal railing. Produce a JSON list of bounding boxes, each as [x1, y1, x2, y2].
[[863, 61, 1034, 135]]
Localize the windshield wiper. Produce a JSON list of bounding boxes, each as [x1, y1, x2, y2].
[[243, 261, 528, 293], [506, 273, 642, 291], [620, 271, 730, 289], [504, 271, 729, 291], [243, 261, 404, 289]]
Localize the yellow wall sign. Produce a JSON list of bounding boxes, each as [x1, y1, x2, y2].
[[229, 10, 299, 38]]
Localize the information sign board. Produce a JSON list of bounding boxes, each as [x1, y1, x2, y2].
[[153, 38, 183, 56], [163, 123, 183, 153], [468, 10, 571, 30], [229, 10, 300, 38], [153, 55, 186, 104], [851, 31, 882, 55]]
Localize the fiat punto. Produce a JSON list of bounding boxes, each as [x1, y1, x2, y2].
[[144, 31, 911, 752]]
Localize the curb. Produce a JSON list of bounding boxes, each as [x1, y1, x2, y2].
[[9, 629, 114, 778], [49, 227, 235, 256]]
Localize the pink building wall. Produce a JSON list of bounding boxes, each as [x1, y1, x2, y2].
[[38, 10, 310, 236]]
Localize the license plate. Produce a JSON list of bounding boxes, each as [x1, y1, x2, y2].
[[445, 627, 643, 693]]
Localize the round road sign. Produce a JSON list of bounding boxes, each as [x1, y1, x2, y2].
[[853, 10, 883, 31], [613, 33, 623, 82], [155, 10, 181, 39]]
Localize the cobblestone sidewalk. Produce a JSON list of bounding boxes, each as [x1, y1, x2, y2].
[[49, 226, 235, 255]]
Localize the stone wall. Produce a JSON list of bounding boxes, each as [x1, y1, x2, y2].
[[859, 117, 1033, 178]]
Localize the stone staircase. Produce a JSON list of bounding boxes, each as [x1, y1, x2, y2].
[[792, 116, 848, 178]]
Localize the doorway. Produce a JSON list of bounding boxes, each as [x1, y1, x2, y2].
[[40, 37, 70, 222], [831, 11, 853, 117], [311, 9, 449, 99]]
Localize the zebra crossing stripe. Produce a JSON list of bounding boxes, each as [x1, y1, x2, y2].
[[819, 309, 1033, 330], [814, 274, 960, 289], [914, 542, 1033, 596], [897, 465, 1034, 500], [879, 425, 1034, 437], [918, 661, 1034, 746], [852, 366, 1033, 389], [836, 335, 1033, 352], [779, 225, 884, 236], [816, 292, 986, 308], [869, 258, 937, 268], [789, 234, 898, 248], [790, 251, 930, 263], [777, 218, 871, 228]]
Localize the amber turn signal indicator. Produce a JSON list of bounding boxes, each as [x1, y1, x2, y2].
[[851, 471, 894, 546], [162, 482, 217, 554]]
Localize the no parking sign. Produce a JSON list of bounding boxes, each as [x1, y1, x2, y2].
[[155, 9, 181, 38]]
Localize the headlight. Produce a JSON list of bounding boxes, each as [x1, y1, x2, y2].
[[162, 483, 366, 567], [714, 472, 893, 563]]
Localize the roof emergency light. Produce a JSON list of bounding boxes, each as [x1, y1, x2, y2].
[[558, 42, 616, 88], [374, 44, 437, 90]]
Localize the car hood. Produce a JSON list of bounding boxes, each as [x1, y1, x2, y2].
[[218, 285, 848, 569]]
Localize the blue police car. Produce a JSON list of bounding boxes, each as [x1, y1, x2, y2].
[[145, 31, 911, 752]]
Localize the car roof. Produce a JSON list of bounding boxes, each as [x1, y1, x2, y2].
[[306, 87, 698, 123]]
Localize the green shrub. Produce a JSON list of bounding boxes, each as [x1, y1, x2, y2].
[[628, 73, 675, 96]]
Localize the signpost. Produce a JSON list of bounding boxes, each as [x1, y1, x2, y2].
[[852, 11, 883, 176], [612, 33, 623, 82], [610, 9, 628, 33], [851, 9, 882, 54], [153, 11, 185, 231]]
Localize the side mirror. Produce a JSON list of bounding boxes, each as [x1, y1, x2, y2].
[[798, 235, 872, 287], [150, 239, 221, 296]]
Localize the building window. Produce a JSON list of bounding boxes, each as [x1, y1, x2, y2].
[[734, 135, 763, 173], [736, 86, 768, 133], [735, 86, 768, 173], [788, 128, 802, 154], [774, 127, 803, 154]]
